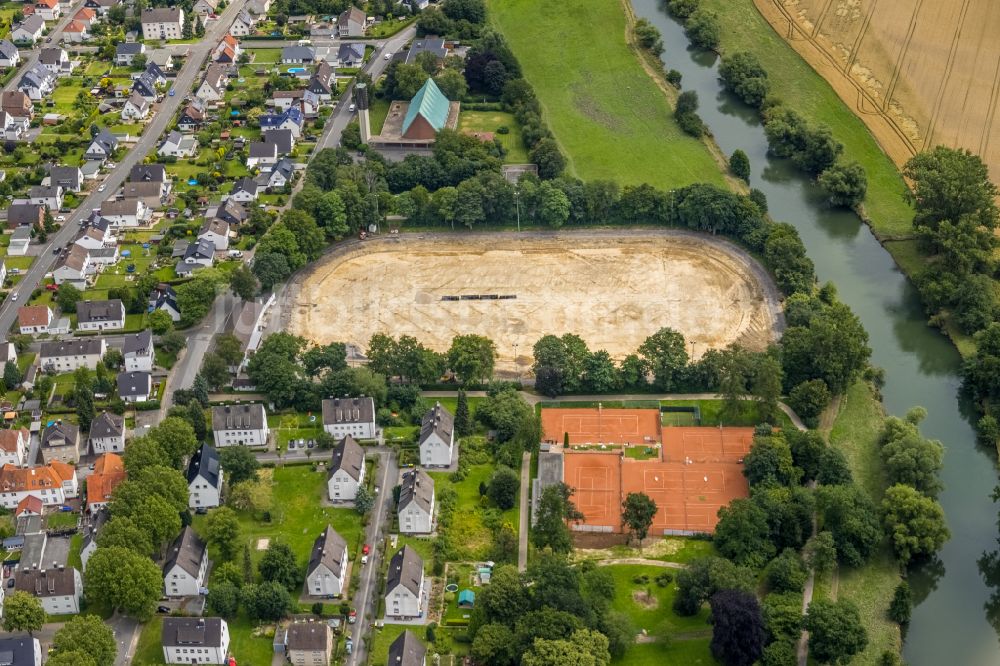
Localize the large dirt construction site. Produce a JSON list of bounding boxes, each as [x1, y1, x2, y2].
[[756, 0, 1000, 176], [288, 231, 782, 373]]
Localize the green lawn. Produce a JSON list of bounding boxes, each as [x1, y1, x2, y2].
[[368, 17, 415, 38], [133, 616, 273, 666], [660, 399, 794, 429], [192, 465, 365, 572], [45, 511, 77, 529], [827, 381, 903, 663], [701, 0, 913, 238], [428, 461, 518, 560], [369, 96, 391, 135], [615, 639, 715, 665], [369, 623, 410, 664], [133, 617, 164, 665], [457, 111, 530, 163], [488, 0, 726, 189], [248, 48, 281, 63]]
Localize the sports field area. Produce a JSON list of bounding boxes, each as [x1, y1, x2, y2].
[[541, 407, 662, 445], [290, 231, 782, 372], [487, 0, 726, 189]]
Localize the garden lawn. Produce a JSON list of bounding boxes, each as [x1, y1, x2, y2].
[[249, 48, 281, 63], [429, 462, 518, 560], [369, 623, 409, 664], [134, 616, 273, 666], [192, 465, 365, 571], [660, 399, 794, 429], [700, 0, 913, 238], [457, 111, 529, 163], [615, 639, 715, 665], [488, 0, 725, 189], [369, 96, 391, 135], [827, 380, 902, 663], [606, 564, 709, 637]]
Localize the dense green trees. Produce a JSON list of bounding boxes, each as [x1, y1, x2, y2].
[[204, 507, 242, 561], [719, 52, 770, 109], [2, 592, 45, 633], [532, 484, 582, 553], [633, 18, 663, 55], [621, 492, 657, 546], [84, 547, 162, 619], [447, 334, 497, 385], [804, 599, 868, 664], [881, 484, 949, 565], [487, 466, 520, 510], [818, 161, 868, 208], [51, 615, 116, 666], [674, 91, 704, 137], [729, 149, 751, 182], [709, 589, 767, 666]]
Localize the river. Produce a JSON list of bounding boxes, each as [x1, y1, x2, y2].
[[629, 0, 1000, 662]]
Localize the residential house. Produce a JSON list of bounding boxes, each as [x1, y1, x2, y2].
[[73, 8, 97, 28], [0, 40, 20, 68], [177, 101, 206, 130], [100, 197, 148, 227], [6, 203, 43, 229], [85, 0, 121, 16], [404, 38, 448, 66], [307, 61, 334, 102], [263, 128, 294, 155], [246, 141, 277, 170], [0, 461, 77, 509], [17, 63, 55, 101], [388, 631, 427, 666], [1, 91, 33, 121], [117, 370, 151, 403], [84, 128, 118, 161], [141, 7, 184, 41], [132, 72, 158, 101], [115, 41, 145, 66], [418, 402, 454, 467], [85, 452, 125, 511], [0, 638, 40, 666], [211, 403, 268, 447], [146, 47, 174, 70], [39, 48, 73, 76], [327, 435, 365, 501], [161, 618, 229, 665], [337, 6, 366, 37], [62, 20, 89, 42], [192, 0, 217, 16], [0, 110, 27, 140], [196, 63, 228, 104], [246, 0, 271, 15], [214, 34, 240, 63], [34, 0, 60, 20], [14, 568, 82, 615], [27, 185, 62, 210], [52, 245, 90, 287], [40, 338, 106, 373], [76, 299, 125, 332], [280, 45, 314, 64], [228, 9, 255, 37], [321, 397, 376, 440], [306, 525, 348, 597], [15, 495, 42, 519], [17, 306, 52, 334], [123, 329, 154, 372], [73, 219, 115, 250], [0, 428, 29, 467], [79, 510, 108, 571], [158, 131, 198, 158], [130, 163, 168, 188], [228, 177, 258, 203], [122, 180, 164, 207], [198, 218, 229, 251], [0, 262, 5, 289], [398, 469, 434, 534], [149, 284, 181, 321], [121, 92, 150, 120], [186, 443, 223, 509], [214, 199, 247, 226], [0, 341, 16, 370], [286, 622, 333, 666], [260, 107, 303, 137], [270, 88, 304, 112], [336, 42, 365, 68], [143, 62, 168, 86], [89, 411, 125, 454], [40, 421, 81, 465], [11, 16, 45, 45], [163, 526, 209, 597], [261, 157, 294, 189], [175, 238, 215, 276], [384, 545, 424, 618], [47, 165, 82, 193]]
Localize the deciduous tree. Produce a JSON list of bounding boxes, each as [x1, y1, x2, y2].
[[805, 599, 868, 665], [621, 492, 657, 547], [205, 506, 242, 560], [84, 547, 162, 619], [51, 614, 116, 666], [2, 591, 45, 634], [709, 589, 767, 666]]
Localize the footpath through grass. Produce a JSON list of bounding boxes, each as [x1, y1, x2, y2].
[[826, 381, 903, 664], [700, 0, 914, 239], [488, 0, 726, 190]]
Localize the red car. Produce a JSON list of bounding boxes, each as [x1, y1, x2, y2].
[[362, 544, 370, 556]]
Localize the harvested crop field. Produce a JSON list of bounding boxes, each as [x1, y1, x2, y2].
[[288, 231, 783, 373], [756, 0, 1000, 178]]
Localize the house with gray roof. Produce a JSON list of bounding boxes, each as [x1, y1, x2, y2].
[[286, 622, 333, 665], [0, 636, 42, 665], [89, 411, 125, 454], [404, 38, 448, 66], [388, 631, 427, 666], [327, 435, 365, 501], [162, 617, 230, 664], [117, 370, 151, 403], [306, 525, 348, 597], [262, 128, 294, 155], [418, 402, 454, 467], [398, 469, 434, 534], [17, 63, 55, 100], [115, 41, 145, 66], [40, 338, 106, 373], [211, 404, 269, 447], [335, 42, 365, 67], [337, 6, 366, 37], [11, 16, 45, 45], [322, 397, 375, 440], [85, 128, 118, 162], [385, 545, 424, 618], [48, 165, 83, 193], [229, 176, 258, 203], [281, 45, 314, 64], [163, 526, 208, 597], [187, 443, 223, 509], [0, 40, 20, 68], [123, 329, 154, 372], [76, 299, 125, 332], [149, 283, 180, 321], [40, 421, 81, 465]]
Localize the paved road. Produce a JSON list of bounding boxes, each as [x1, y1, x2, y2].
[[0, 0, 251, 337], [517, 450, 530, 571], [2, 0, 85, 94], [348, 448, 397, 666]]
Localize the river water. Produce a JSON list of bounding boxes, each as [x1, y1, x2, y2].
[[629, 1, 1000, 662]]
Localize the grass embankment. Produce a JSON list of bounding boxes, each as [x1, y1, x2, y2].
[[700, 0, 914, 240], [824, 380, 903, 664], [488, 0, 726, 190]]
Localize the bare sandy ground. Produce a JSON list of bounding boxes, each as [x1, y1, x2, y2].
[[755, 0, 1000, 179], [287, 231, 783, 374]]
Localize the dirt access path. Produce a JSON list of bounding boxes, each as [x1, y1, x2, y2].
[[288, 229, 784, 373]]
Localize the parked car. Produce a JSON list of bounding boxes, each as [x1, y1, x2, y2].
[[157, 606, 170, 613]]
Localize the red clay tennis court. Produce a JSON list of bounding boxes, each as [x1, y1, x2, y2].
[[561, 426, 755, 534], [540, 407, 662, 445]]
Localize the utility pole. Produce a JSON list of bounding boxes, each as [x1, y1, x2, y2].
[[515, 187, 520, 232]]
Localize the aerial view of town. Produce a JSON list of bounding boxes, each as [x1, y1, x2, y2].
[[0, 0, 996, 664]]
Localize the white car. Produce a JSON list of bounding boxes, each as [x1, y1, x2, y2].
[[349, 103, 356, 112], [56, 215, 65, 222], [384, 53, 391, 60], [10, 293, 17, 302], [97, 184, 106, 192]]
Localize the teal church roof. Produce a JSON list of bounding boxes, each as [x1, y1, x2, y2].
[[402, 78, 451, 136]]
